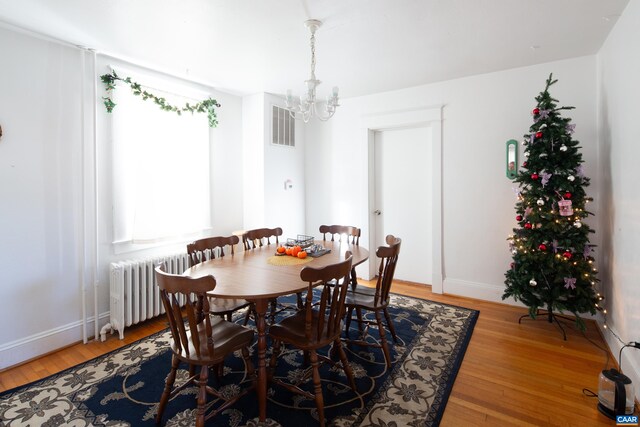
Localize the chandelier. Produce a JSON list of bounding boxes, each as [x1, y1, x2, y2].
[[285, 19, 339, 123]]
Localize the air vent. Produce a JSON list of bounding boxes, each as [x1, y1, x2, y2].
[[272, 105, 295, 147]]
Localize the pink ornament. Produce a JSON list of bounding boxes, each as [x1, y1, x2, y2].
[[558, 199, 573, 217]]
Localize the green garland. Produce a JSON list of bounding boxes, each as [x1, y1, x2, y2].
[[100, 70, 221, 127]]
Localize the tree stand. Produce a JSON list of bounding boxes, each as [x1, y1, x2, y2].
[[518, 306, 576, 341]]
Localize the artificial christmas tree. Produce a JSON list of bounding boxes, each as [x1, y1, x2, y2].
[[503, 74, 600, 335]]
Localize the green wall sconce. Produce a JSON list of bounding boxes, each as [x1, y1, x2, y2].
[[506, 139, 518, 179]]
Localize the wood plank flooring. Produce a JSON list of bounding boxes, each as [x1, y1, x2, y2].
[[0, 281, 626, 425]]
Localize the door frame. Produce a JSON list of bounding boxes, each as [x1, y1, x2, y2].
[[361, 106, 443, 293]]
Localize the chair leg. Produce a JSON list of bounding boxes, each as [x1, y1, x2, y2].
[[355, 307, 365, 334], [268, 340, 282, 381], [383, 307, 398, 343], [241, 346, 256, 381], [296, 292, 304, 310], [375, 310, 392, 368], [345, 306, 354, 335], [309, 350, 326, 427], [156, 355, 180, 424], [195, 365, 209, 427], [243, 307, 251, 326], [335, 339, 357, 393], [350, 267, 358, 291]]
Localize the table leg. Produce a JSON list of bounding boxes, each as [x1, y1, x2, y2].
[[254, 299, 268, 422]]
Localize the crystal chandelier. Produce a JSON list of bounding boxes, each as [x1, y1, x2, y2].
[[285, 19, 339, 123]]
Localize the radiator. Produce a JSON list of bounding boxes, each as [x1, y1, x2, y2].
[[100, 253, 190, 341]]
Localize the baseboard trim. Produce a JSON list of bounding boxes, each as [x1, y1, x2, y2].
[[443, 277, 523, 306], [0, 312, 110, 370]]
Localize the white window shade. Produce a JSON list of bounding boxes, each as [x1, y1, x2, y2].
[[111, 70, 211, 245]]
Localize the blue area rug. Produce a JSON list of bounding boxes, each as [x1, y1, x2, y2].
[[0, 292, 478, 426]]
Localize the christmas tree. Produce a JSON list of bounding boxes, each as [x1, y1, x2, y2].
[[503, 74, 600, 332]]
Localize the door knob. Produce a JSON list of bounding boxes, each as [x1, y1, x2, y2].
[[373, 210, 381, 216]]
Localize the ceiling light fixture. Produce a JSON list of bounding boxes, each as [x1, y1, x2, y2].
[[285, 19, 339, 123]]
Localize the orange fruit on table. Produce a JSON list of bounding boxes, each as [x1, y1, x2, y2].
[[297, 250, 307, 259], [285, 247, 293, 256], [291, 246, 301, 257], [277, 245, 285, 254]]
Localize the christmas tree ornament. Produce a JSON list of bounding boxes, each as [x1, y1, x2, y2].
[[558, 199, 573, 216], [564, 277, 577, 290], [539, 244, 547, 251], [563, 251, 572, 259], [531, 173, 539, 180], [574, 221, 582, 228], [535, 131, 543, 138], [567, 175, 575, 182], [533, 108, 540, 115], [524, 222, 532, 229], [560, 145, 568, 151], [512, 249, 518, 255], [516, 215, 523, 221], [536, 198, 544, 206], [529, 279, 537, 287], [564, 192, 572, 199]]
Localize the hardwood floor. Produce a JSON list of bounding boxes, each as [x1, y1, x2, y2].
[[0, 281, 625, 425]]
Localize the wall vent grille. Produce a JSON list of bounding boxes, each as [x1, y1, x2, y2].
[[272, 105, 295, 147]]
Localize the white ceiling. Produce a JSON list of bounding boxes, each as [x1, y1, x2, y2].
[[0, 0, 630, 99]]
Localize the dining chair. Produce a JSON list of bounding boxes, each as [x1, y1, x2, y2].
[[319, 224, 361, 290], [241, 227, 284, 321], [344, 235, 402, 368], [187, 235, 254, 325], [268, 252, 357, 427], [242, 227, 283, 250], [154, 264, 255, 427]]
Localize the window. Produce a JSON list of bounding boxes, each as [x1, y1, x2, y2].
[[111, 68, 211, 245], [272, 105, 295, 146]]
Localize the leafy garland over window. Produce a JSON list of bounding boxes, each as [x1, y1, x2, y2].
[[100, 70, 221, 127]]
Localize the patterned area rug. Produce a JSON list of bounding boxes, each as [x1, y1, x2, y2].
[[0, 293, 478, 426]]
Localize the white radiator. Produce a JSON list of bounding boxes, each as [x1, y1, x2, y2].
[[100, 253, 190, 341]]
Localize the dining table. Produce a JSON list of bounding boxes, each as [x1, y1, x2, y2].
[[183, 239, 369, 423]]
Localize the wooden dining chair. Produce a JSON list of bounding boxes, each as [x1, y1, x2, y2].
[[186, 235, 253, 325], [268, 253, 357, 427], [319, 224, 361, 290], [154, 264, 255, 427], [242, 227, 282, 250], [319, 224, 361, 245], [241, 227, 284, 321], [344, 235, 402, 368]]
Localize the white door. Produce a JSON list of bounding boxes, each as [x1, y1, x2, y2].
[[373, 127, 432, 284]]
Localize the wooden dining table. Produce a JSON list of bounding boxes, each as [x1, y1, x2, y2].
[[183, 240, 369, 423]]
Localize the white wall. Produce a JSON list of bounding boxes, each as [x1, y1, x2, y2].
[[0, 26, 246, 369], [0, 27, 85, 367], [597, 0, 640, 405], [242, 92, 305, 238], [305, 56, 600, 302]]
